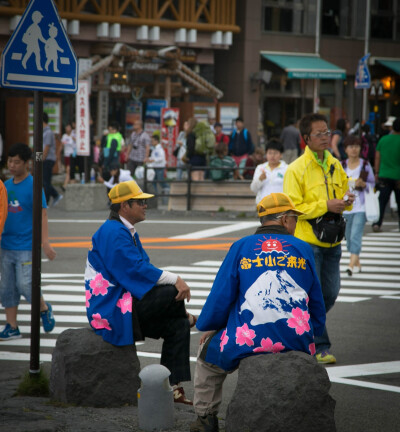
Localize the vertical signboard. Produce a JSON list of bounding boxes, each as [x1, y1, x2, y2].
[[161, 108, 180, 167], [76, 80, 90, 156], [144, 99, 167, 136]]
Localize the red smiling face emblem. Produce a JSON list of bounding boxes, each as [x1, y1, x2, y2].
[[261, 239, 283, 253]]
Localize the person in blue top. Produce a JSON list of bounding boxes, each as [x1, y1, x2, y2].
[[0, 143, 56, 341], [190, 193, 326, 432], [85, 179, 195, 405]]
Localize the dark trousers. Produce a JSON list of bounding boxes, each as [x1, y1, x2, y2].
[[375, 177, 400, 228], [43, 159, 59, 204], [135, 285, 191, 385]]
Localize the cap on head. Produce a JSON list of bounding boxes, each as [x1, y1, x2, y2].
[[257, 193, 304, 217], [108, 180, 154, 204], [384, 116, 396, 127]]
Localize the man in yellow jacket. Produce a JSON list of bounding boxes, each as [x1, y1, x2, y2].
[[283, 113, 355, 364]]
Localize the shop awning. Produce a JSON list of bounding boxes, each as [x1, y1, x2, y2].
[[261, 52, 346, 79], [374, 58, 400, 75]]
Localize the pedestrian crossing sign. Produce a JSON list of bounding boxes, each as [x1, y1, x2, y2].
[[0, 0, 78, 93]]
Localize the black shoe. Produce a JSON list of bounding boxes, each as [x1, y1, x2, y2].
[[190, 414, 219, 432], [346, 267, 353, 276]]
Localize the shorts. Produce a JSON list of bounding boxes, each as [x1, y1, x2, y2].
[[0, 249, 33, 307], [64, 156, 71, 167]]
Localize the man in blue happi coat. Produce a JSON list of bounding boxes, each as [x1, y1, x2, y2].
[[85, 180, 194, 404], [190, 193, 326, 432]]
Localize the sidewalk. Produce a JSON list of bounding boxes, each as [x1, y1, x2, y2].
[[0, 361, 201, 432]]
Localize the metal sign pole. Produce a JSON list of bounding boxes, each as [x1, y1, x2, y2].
[[30, 90, 43, 375]]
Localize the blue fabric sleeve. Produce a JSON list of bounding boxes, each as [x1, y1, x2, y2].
[[302, 242, 326, 336], [196, 242, 241, 331]]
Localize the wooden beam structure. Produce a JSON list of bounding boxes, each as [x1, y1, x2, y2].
[[0, 0, 240, 32]]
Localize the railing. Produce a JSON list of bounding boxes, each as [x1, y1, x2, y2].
[[142, 164, 255, 211], [1, 0, 240, 32]]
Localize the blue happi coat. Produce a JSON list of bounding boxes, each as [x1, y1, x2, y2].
[[197, 227, 326, 371], [85, 219, 162, 346]]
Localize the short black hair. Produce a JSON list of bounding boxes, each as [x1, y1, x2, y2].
[[8, 143, 32, 161], [393, 118, 400, 132], [265, 138, 284, 153], [235, 117, 244, 123], [109, 121, 120, 131], [43, 112, 49, 124], [299, 113, 328, 140]]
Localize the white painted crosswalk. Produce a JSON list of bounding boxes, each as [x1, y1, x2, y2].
[[0, 230, 399, 367]]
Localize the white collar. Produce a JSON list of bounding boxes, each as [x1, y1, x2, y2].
[[119, 215, 136, 237]]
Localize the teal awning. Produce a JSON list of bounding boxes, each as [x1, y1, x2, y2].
[[376, 59, 400, 75], [261, 52, 346, 80]]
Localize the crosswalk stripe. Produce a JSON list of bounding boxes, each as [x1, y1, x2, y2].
[[0, 313, 88, 323]]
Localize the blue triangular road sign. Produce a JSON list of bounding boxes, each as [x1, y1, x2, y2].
[[355, 53, 371, 90], [0, 0, 77, 93]]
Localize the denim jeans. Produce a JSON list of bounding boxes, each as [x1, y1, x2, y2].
[[152, 168, 165, 195], [0, 249, 32, 307], [310, 243, 342, 353], [43, 159, 60, 204], [344, 212, 366, 255]]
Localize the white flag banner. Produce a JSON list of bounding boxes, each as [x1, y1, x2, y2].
[[76, 80, 90, 156]]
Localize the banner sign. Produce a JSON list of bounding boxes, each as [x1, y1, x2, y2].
[[76, 80, 90, 156], [161, 108, 180, 167]]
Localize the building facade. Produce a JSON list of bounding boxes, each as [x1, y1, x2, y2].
[[214, 0, 400, 141]]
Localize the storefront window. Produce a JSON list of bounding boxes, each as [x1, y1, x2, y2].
[[322, 0, 341, 35], [370, 0, 399, 40], [262, 0, 305, 34]]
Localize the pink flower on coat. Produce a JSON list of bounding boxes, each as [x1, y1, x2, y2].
[[85, 289, 92, 308], [91, 313, 111, 330], [235, 323, 256, 347], [287, 307, 311, 335], [309, 343, 316, 356], [253, 337, 285, 353], [117, 292, 133, 314], [89, 273, 110, 296], [220, 329, 229, 352]]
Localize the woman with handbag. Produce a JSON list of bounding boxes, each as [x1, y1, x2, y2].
[[341, 136, 375, 276]]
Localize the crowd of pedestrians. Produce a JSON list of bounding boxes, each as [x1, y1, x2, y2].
[[0, 107, 399, 432]]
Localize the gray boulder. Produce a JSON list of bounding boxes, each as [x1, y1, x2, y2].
[[50, 327, 141, 407], [225, 351, 336, 432]]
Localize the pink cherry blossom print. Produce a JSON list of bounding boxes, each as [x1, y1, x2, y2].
[[117, 292, 133, 314], [85, 289, 92, 308], [91, 313, 111, 330], [253, 337, 285, 353], [309, 343, 316, 356], [235, 323, 256, 347], [287, 307, 311, 335], [220, 329, 229, 352], [89, 273, 110, 296]]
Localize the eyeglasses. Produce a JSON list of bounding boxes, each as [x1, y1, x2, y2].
[[128, 199, 148, 207], [310, 130, 331, 139]]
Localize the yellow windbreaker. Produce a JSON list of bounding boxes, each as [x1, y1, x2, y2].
[[283, 146, 351, 248]]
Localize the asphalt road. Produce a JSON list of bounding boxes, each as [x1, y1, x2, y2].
[[1, 206, 399, 432]]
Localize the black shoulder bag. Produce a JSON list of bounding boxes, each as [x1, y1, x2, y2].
[[307, 164, 346, 244]]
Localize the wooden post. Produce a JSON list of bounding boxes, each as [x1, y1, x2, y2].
[[165, 75, 171, 107]]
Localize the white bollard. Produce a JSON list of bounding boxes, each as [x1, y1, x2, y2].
[[138, 364, 174, 431]]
